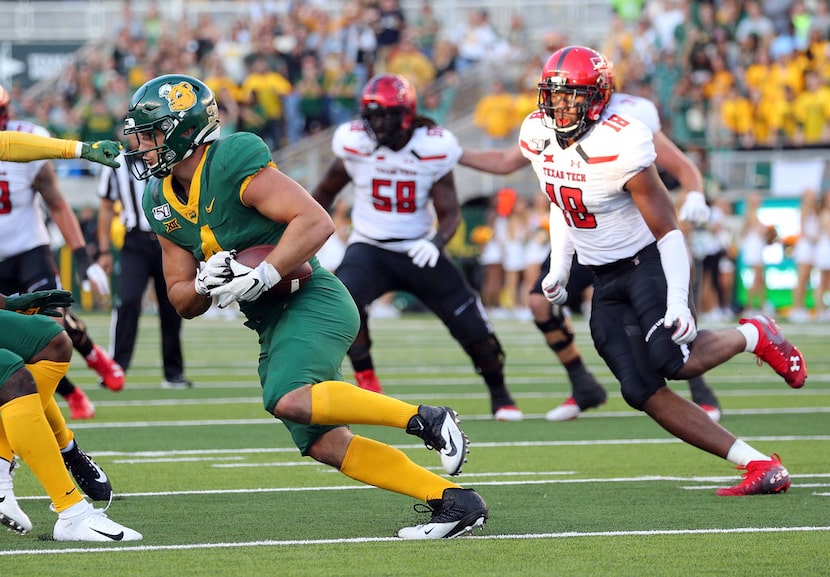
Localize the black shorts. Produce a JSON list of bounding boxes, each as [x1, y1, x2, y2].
[[586, 242, 688, 410]]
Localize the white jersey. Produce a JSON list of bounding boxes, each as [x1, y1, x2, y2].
[[0, 120, 52, 261], [607, 92, 661, 134], [518, 108, 657, 266], [331, 120, 462, 253]]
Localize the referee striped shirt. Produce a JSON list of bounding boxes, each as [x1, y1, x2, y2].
[[96, 153, 153, 233]]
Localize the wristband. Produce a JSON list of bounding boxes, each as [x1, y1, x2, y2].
[[73, 247, 93, 272]]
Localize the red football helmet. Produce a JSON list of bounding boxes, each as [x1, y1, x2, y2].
[[360, 74, 417, 149], [537, 46, 614, 140], [0, 84, 9, 131]]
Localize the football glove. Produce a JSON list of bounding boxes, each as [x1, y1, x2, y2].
[[663, 303, 697, 345], [4, 290, 73, 317], [678, 191, 711, 226], [80, 140, 122, 168], [195, 251, 236, 295], [541, 271, 568, 305], [407, 239, 441, 268], [210, 258, 282, 308]]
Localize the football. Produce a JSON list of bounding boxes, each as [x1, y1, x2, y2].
[[234, 244, 313, 297]]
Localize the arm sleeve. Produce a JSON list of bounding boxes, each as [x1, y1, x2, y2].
[[0, 132, 78, 162]]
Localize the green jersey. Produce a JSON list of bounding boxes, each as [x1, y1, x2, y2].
[[141, 132, 359, 451]]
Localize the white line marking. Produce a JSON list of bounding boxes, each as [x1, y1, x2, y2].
[[2, 526, 828, 556]]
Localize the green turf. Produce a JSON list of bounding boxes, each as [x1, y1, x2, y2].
[[2, 312, 828, 577]]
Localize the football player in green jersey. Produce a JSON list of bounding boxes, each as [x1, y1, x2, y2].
[[124, 74, 488, 539]]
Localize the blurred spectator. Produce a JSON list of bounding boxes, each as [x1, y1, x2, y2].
[[472, 79, 519, 148], [375, 0, 407, 72], [386, 31, 436, 93], [814, 190, 830, 320], [736, 1, 777, 45], [451, 9, 500, 75], [239, 55, 292, 150], [417, 76, 458, 125], [411, 1, 440, 59], [324, 52, 361, 125], [792, 70, 830, 144], [740, 193, 772, 315], [296, 53, 329, 136], [789, 189, 820, 322]]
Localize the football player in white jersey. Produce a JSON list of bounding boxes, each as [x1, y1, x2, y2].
[[312, 74, 523, 421], [513, 45, 806, 496], [461, 83, 722, 423], [0, 86, 125, 422]]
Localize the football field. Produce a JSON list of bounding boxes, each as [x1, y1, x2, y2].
[[2, 311, 828, 577]]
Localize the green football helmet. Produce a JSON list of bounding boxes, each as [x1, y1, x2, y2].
[[124, 74, 220, 179]]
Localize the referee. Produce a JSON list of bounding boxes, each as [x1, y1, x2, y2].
[[95, 151, 191, 389]]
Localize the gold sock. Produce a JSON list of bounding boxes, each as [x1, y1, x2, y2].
[[310, 380, 418, 427], [24, 361, 73, 449], [0, 394, 82, 512], [44, 398, 74, 450], [25, 360, 70, 403], [340, 435, 458, 502]]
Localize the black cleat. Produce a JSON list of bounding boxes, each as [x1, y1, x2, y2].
[[398, 488, 488, 539], [62, 442, 113, 502], [406, 406, 469, 476]]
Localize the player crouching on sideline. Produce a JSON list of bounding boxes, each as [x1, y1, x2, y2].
[[0, 290, 140, 540]]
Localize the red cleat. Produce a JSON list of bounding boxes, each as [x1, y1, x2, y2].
[[716, 454, 791, 496], [740, 315, 807, 388], [85, 344, 125, 391], [65, 388, 95, 420], [354, 369, 383, 394]]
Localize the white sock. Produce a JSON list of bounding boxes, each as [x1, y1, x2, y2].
[[726, 439, 769, 466], [58, 499, 91, 520], [60, 439, 76, 454], [737, 324, 759, 353]]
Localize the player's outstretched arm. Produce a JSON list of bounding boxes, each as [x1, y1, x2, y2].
[[0, 131, 121, 167], [459, 146, 526, 175]]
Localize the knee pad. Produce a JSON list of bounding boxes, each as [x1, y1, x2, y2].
[[62, 311, 89, 348], [534, 307, 574, 352], [462, 335, 505, 374]]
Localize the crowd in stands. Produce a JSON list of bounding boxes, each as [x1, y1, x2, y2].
[[4, 0, 830, 319], [5, 1, 830, 154]]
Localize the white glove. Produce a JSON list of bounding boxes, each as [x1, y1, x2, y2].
[[203, 251, 234, 279], [541, 271, 568, 305], [210, 258, 282, 308], [85, 263, 110, 295], [196, 251, 235, 295], [663, 303, 697, 345], [678, 191, 711, 226], [195, 263, 220, 295], [407, 239, 441, 268]]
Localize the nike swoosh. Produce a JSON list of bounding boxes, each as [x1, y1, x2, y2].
[[92, 528, 124, 541], [205, 198, 216, 213], [0, 496, 5, 503], [65, 487, 77, 496], [91, 463, 108, 483], [444, 433, 458, 457], [424, 526, 434, 535]]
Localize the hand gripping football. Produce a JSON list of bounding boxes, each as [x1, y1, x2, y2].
[[234, 245, 313, 297]]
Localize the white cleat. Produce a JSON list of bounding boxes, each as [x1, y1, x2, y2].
[[0, 490, 32, 534], [494, 405, 524, 421], [0, 458, 31, 534], [398, 488, 488, 539], [545, 397, 582, 421], [53, 501, 143, 542]]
